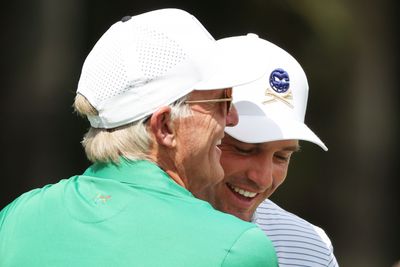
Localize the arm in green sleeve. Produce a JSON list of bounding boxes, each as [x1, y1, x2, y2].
[[222, 227, 278, 267]]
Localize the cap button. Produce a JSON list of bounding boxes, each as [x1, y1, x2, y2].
[[121, 16, 132, 22], [246, 33, 259, 38]]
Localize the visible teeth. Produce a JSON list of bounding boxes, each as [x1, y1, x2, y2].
[[228, 184, 257, 198], [216, 139, 222, 145]]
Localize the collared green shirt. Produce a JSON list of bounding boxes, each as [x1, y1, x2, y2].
[[0, 159, 277, 266]]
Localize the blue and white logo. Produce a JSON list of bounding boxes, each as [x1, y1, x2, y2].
[[263, 68, 293, 108], [269, 68, 290, 93]]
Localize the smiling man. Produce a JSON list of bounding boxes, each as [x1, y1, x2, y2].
[[212, 135, 300, 221], [197, 36, 339, 266]]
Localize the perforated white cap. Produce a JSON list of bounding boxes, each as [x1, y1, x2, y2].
[[224, 35, 328, 151], [77, 9, 269, 128]]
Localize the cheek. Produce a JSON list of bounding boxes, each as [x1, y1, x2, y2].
[[273, 167, 289, 187], [209, 110, 226, 130], [220, 155, 248, 176], [201, 120, 222, 143]]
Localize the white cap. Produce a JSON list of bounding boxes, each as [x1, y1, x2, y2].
[[76, 9, 269, 129], [224, 34, 328, 151]]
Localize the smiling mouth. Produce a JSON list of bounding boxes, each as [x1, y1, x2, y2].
[[227, 183, 257, 199]]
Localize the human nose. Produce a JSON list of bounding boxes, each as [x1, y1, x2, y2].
[[225, 103, 238, 127], [247, 157, 274, 190]]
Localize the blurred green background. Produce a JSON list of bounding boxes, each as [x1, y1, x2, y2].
[[1, 0, 399, 266]]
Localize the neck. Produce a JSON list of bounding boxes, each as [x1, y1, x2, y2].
[[149, 145, 188, 189], [165, 170, 186, 188]]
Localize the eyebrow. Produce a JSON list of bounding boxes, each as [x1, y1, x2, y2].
[[282, 145, 301, 152], [224, 135, 301, 152], [240, 143, 301, 153]]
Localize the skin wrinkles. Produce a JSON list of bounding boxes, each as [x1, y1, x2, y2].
[[169, 89, 237, 196]]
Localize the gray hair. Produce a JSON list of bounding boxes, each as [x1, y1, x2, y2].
[[73, 94, 192, 164]]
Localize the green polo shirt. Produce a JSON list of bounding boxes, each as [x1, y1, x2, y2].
[[0, 159, 277, 266]]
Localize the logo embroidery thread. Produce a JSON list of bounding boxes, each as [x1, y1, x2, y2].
[[93, 193, 112, 204]]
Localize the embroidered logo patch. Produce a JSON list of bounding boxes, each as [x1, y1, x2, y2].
[[263, 68, 293, 108], [93, 193, 112, 204]]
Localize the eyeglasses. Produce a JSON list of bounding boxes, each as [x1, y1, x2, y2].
[[184, 89, 233, 114]]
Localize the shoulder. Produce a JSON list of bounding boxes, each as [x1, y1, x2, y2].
[[184, 202, 277, 266], [221, 226, 278, 267], [0, 178, 72, 224], [256, 199, 311, 225], [255, 199, 333, 246], [254, 199, 339, 266]]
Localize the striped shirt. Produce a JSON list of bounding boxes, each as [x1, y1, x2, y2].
[[253, 199, 338, 267]]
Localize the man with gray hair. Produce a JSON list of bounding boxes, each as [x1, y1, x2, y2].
[[198, 35, 339, 266], [0, 9, 278, 266]]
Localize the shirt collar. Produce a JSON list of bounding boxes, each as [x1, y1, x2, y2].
[[82, 158, 193, 198]]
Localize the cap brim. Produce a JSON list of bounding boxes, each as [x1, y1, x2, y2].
[[225, 101, 328, 151], [193, 35, 269, 90]]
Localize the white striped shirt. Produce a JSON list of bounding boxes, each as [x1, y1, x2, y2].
[[253, 199, 339, 267]]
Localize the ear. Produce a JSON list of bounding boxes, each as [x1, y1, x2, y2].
[[149, 106, 176, 147]]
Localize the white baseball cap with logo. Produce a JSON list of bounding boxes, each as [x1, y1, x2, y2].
[[224, 34, 328, 151], [76, 9, 270, 129]]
